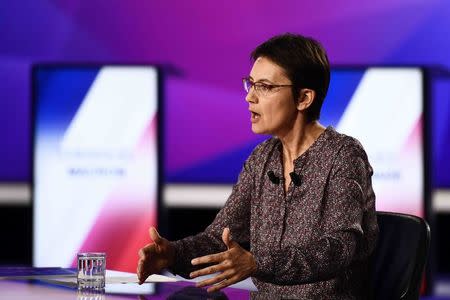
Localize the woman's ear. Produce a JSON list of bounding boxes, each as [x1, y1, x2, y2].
[[296, 89, 315, 111]]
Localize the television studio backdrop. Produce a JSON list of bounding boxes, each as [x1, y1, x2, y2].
[[1, 1, 450, 298]]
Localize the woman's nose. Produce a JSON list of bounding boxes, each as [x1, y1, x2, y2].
[[245, 88, 258, 103]]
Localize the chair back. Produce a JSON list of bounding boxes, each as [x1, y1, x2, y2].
[[370, 211, 430, 300]]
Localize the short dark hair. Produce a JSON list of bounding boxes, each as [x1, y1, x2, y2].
[[251, 33, 330, 122]]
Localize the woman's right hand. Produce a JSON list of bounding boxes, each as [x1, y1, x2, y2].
[[137, 227, 175, 284]]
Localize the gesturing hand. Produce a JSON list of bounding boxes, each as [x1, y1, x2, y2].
[[190, 228, 257, 293], [137, 227, 175, 284]]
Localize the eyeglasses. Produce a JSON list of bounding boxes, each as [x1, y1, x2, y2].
[[242, 77, 293, 97]]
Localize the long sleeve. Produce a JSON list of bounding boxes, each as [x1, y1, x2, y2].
[[253, 140, 377, 285], [168, 155, 255, 278]]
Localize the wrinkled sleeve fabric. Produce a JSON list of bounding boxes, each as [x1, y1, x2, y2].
[[253, 140, 376, 285], [168, 151, 256, 278]]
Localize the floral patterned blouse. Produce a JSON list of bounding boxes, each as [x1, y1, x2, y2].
[[170, 126, 378, 299]]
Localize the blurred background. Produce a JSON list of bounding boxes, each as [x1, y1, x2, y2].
[[1, 0, 450, 297]]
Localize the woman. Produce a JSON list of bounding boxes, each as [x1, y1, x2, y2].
[[137, 33, 378, 299]]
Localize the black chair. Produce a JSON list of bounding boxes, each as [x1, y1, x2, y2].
[[370, 211, 431, 300]]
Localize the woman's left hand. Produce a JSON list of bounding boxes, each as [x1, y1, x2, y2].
[[190, 227, 257, 293]]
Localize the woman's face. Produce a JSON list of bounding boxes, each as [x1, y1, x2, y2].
[[246, 56, 299, 136]]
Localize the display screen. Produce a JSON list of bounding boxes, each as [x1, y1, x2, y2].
[[165, 67, 425, 217], [33, 65, 159, 273]]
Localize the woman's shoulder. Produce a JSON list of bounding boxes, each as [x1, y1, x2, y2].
[[326, 127, 368, 156], [249, 137, 280, 158], [238, 137, 278, 175], [324, 128, 371, 170]]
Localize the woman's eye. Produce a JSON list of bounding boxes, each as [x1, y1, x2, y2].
[[259, 84, 271, 91]]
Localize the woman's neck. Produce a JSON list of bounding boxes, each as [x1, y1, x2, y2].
[[278, 120, 326, 163]]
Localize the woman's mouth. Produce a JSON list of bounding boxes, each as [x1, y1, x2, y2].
[[251, 112, 261, 123]]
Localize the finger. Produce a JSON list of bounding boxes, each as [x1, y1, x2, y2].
[[149, 227, 162, 245], [137, 258, 144, 276], [136, 264, 141, 282], [222, 227, 232, 249], [207, 275, 238, 293], [191, 251, 226, 265], [138, 247, 146, 259], [138, 243, 153, 259], [136, 259, 148, 284], [190, 261, 227, 278], [195, 270, 233, 287]]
